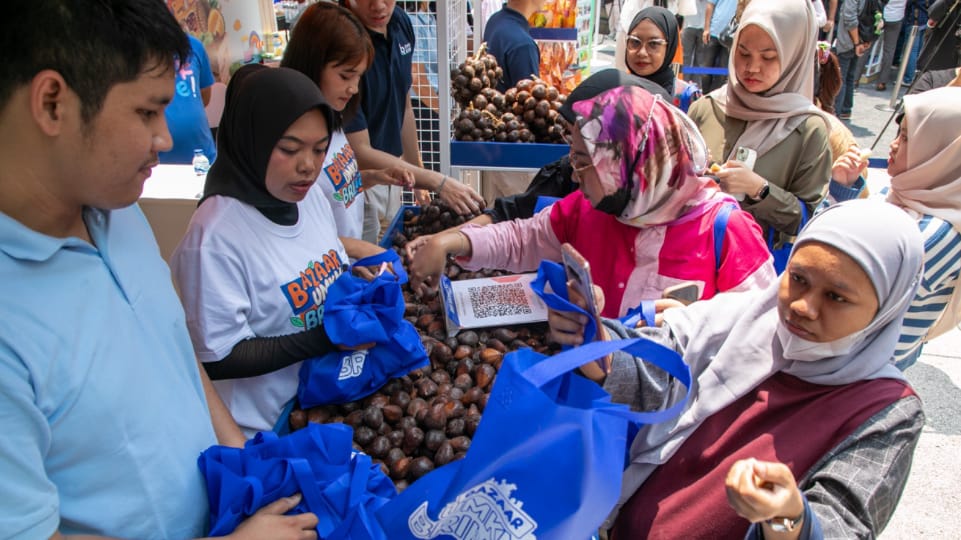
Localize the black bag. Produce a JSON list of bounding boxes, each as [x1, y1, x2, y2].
[[718, 16, 738, 49], [858, 0, 889, 44]]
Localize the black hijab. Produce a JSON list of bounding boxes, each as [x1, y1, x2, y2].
[[558, 68, 671, 123], [202, 65, 337, 225], [627, 6, 679, 98]]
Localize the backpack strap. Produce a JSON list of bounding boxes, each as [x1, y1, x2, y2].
[[713, 204, 736, 270]]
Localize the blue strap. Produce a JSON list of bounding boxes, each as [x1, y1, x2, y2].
[[619, 300, 657, 329], [529, 260, 598, 343], [289, 457, 340, 536], [713, 203, 735, 270], [523, 337, 692, 425], [351, 249, 407, 284]]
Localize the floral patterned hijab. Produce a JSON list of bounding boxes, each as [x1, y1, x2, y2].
[[570, 86, 716, 228]]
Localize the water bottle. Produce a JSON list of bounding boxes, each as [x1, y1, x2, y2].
[[192, 149, 210, 175]]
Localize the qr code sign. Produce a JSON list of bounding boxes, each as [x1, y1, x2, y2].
[[467, 283, 533, 319]]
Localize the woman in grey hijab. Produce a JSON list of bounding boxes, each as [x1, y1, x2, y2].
[[549, 198, 924, 538]]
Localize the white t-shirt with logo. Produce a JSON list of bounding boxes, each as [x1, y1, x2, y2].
[[319, 129, 365, 239], [171, 187, 348, 436]]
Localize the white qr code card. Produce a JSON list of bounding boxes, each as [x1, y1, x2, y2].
[[438, 273, 549, 337]]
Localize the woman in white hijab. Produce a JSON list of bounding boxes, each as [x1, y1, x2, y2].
[[687, 0, 832, 257], [829, 86, 961, 369], [549, 199, 924, 538]]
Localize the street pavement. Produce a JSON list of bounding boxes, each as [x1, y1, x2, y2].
[[883, 329, 961, 538], [585, 45, 961, 538], [844, 70, 961, 540]]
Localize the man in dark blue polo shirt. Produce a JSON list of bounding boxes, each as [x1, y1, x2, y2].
[[484, 0, 546, 91], [481, 0, 547, 200], [341, 0, 485, 242]]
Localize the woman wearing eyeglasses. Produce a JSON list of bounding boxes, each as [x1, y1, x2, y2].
[[623, 6, 694, 105], [687, 0, 832, 268], [407, 86, 776, 318]]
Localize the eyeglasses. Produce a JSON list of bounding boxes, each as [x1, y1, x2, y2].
[[569, 153, 594, 178], [625, 35, 668, 53]]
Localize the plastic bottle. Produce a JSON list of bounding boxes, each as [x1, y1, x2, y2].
[[192, 149, 210, 175]]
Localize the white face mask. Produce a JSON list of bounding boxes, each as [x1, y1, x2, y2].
[[775, 321, 868, 362]]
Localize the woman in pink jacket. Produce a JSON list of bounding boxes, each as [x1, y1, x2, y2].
[[408, 86, 775, 318]]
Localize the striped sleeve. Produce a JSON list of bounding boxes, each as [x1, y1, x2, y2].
[[894, 215, 961, 365]]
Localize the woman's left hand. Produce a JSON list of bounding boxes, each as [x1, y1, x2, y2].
[[436, 177, 486, 217], [363, 167, 415, 189], [717, 161, 767, 200], [725, 458, 805, 526]]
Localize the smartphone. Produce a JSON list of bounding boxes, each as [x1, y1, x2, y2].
[[728, 146, 758, 201], [734, 146, 758, 170], [561, 243, 608, 373], [561, 242, 601, 336], [662, 281, 701, 306]]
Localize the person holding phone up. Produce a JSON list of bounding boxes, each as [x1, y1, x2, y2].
[[549, 200, 925, 539], [687, 0, 832, 254], [408, 86, 776, 318]]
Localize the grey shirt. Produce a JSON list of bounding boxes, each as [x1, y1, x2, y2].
[[837, 0, 866, 54]]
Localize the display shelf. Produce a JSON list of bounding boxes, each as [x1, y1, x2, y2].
[[449, 141, 569, 170]]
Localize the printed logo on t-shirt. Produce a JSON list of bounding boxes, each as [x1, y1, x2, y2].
[[399, 41, 412, 55], [280, 249, 345, 329], [174, 58, 199, 99], [324, 143, 362, 208]]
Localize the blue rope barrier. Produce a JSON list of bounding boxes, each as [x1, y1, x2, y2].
[[681, 66, 730, 76]]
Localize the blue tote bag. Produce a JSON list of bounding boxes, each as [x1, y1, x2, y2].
[[769, 200, 809, 274], [199, 422, 396, 538], [298, 250, 428, 407], [377, 336, 691, 539]]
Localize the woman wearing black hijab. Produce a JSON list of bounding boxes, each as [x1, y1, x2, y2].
[[624, 6, 689, 100], [171, 65, 358, 437]]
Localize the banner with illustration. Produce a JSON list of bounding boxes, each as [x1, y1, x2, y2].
[[167, 0, 272, 83]]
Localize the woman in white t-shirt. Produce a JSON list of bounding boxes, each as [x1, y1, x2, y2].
[[171, 65, 369, 436], [281, 2, 416, 242]]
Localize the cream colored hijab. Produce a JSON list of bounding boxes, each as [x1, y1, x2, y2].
[[887, 86, 961, 339], [710, 0, 830, 158]]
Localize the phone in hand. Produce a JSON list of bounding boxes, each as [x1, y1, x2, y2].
[[561, 242, 603, 333], [662, 281, 701, 306], [730, 146, 758, 201], [734, 146, 758, 170], [561, 243, 609, 373]]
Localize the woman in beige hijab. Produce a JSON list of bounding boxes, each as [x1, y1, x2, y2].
[[687, 0, 831, 255], [829, 86, 961, 369]]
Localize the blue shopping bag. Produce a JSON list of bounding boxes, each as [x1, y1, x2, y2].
[[199, 423, 396, 538], [298, 250, 428, 407], [376, 336, 691, 540], [769, 200, 809, 274]]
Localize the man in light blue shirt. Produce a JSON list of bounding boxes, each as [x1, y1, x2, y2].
[[697, 0, 738, 91], [0, 2, 316, 538]]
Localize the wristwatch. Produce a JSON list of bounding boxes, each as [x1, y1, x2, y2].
[[749, 181, 770, 202], [766, 510, 804, 532]]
